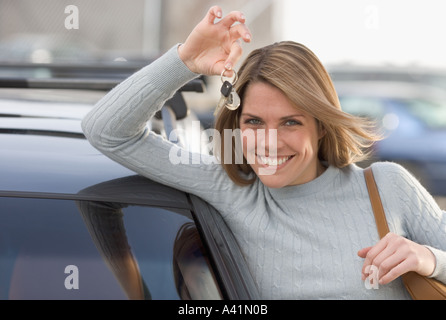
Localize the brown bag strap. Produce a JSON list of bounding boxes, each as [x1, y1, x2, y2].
[[364, 167, 390, 238], [364, 167, 446, 300]]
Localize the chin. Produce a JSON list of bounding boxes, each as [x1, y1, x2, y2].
[[253, 164, 293, 188]]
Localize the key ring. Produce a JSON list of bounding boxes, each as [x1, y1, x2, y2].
[[216, 68, 241, 113], [221, 68, 238, 86]]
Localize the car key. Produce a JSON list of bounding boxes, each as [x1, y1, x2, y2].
[[217, 70, 240, 111], [226, 87, 240, 110], [217, 80, 233, 110]]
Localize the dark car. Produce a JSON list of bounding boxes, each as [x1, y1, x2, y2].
[[0, 71, 259, 300], [333, 79, 446, 196]]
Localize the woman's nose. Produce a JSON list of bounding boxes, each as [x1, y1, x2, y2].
[[257, 128, 279, 156]]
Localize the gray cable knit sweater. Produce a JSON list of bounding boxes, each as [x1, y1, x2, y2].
[[82, 45, 446, 299]]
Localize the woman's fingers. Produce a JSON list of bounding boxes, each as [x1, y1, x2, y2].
[[377, 255, 408, 284], [207, 6, 248, 36], [359, 233, 437, 285], [206, 5, 222, 23], [218, 10, 246, 28], [361, 233, 401, 281], [221, 21, 251, 75], [179, 6, 251, 75], [223, 40, 243, 75], [360, 234, 389, 276], [372, 242, 407, 284], [208, 9, 251, 75], [357, 246, 372, 259], [229, 23, 252, 43]]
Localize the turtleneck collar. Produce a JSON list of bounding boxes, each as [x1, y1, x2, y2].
[[265, 165, 340, 199]]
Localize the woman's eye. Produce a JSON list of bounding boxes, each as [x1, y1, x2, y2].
[[245, 118, 262, 125], [284, 120, 302, 126]]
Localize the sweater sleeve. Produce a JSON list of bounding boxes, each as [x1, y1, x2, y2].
[[371, 162, 446, 284], [81, 45, 240, 209]]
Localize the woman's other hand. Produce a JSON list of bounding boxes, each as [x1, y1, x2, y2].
[[178, 5, 252, 76], [358, 232, 436, 285]]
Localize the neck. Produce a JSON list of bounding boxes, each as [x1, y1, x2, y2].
[[316, 161, 327, 178]]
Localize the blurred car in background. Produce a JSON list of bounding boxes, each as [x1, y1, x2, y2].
[[330, 68, 446, 197], [0, 63, 210, 154], [329, 64, 446, 91], [0, 34, 101, 64]]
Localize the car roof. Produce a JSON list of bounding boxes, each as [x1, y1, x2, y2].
[[328, 64, 446, 83], [0, 89, 101, 120], [0, 73, 205, 201], [0, 128, 191, 207], [334, 80, 446, 102]]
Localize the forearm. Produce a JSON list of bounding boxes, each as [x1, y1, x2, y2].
[[81, 45, 239, 208], [82, 44, 199, 151]]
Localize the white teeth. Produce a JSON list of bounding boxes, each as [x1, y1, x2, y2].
[[258, 155, 291, 166]]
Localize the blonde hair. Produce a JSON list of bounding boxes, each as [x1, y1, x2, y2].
[[214, 41, 381, 186]]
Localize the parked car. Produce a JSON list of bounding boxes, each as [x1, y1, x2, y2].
[[0, 34, 101, 64], [332, 78, 446, 196], [0, 71, 258, 300], [328, 64, 446, 91]]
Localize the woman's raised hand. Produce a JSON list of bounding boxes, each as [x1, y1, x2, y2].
[[178, 6, 252, 76]]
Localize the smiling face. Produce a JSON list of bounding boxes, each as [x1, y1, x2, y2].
[[239, 81, 326, 188]]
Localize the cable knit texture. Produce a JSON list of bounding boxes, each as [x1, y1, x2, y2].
[[82, 45, 446, 299]]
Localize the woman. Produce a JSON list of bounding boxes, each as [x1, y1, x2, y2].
[[82, 6, 446, 299]]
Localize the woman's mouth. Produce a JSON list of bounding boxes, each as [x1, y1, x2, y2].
[[257, 155, 294, 168]]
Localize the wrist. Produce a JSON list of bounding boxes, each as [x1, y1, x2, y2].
[[177, 44, 197, 74], [422, 245, 437, 277], [424, 245, 445, 280]]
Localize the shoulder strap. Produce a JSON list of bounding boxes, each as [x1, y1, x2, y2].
[[364, 167, 390, 239], [364, 167, 446, 300]]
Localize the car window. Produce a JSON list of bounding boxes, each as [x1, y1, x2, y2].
[[339, 96, 385, 119], [403, 98, 446, 130], [0, 197, 222, 300], [341, 94, 446, 132]]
